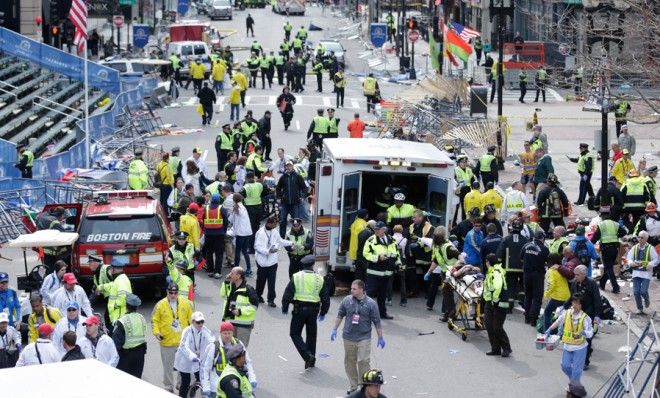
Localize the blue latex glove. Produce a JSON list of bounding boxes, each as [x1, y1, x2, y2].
[[330, 329, 337, 341], [318, 314, 325, 322], [423, 272, 430, 281], [594, 316, 601, 325], [377, 337, 385, 349], [251, 381, 257, 389], [409, 243, 419, 250]]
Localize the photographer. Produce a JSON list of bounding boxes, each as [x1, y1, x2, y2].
[[220, 267, 260, 346]]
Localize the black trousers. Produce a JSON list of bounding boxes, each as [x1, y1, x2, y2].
[[202, 103, 213, 124], [240, 90, 246, 107], [481, 172, 496, 189], [366, 274, 389, 317], [20, 167, 33, 178], [204, 235, 225, 274], [354, 261, 367, 282], [117, 344, 146, 378], [246, 25, 254, 36], [404, 258, 419, 296], [386, 270, 406, 303], [523, 272, 544, 323], [245, 204, 262, 249], [519, 82, 527, 102], [261, 68, 271, 89], [535, 84, 546, 102], [294, 75, 303, 92], [600, 243, 620, 292], [286, 74, 294, 88], [426, 273, 454, 315], [539, 218, 565, 232], [281, 111, 293, 128], [316, 73, 323, 91], [178, 371, 200, 398], [484, 303, 511, 352], [577, 173, 594, 204], [365, 95, 376, 112], [249, 70, 258, 87], [193, 78, 203, 93], [256, 262, 278, 302], [336, 87, 344, 107], [290, 306, 319, 361], [505, 271, 524, 308], [475, 50, 482, 65], [490, 79, 496, 102], [276, 65, 284, 84], [217, 149, 230, 171], [160, 185, 172, 216], [288, 254, 303, 279]]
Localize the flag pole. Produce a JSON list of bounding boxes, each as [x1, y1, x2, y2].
[[83, 35, 90, 169]]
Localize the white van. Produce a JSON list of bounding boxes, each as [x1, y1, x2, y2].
[[100, 58, 171, 76], [166, 41, 212, 77], [313, 138, 456, 272]]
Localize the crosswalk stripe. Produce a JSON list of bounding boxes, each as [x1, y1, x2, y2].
[[175, 95, 365, 109], [322, 96, 331, 107]]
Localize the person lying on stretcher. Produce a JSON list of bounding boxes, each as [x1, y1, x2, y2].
[[450, 263, 483, 279]]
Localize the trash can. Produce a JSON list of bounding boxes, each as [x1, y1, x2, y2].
[[470, 86, 488, 117]]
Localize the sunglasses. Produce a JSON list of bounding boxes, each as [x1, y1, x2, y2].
[[194, 320, 205, 324], [168, 291, 178, 295], [67, 308, 78, 312]]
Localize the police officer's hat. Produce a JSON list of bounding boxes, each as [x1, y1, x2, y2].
[[173, 231, 189, 240], [327, 108, 335, 112], [135, 149, 144, 156], [222, 123, 230, 129], [375, 221, 387, 230], [110, 259, 126, 268], [487, 145, 496, 152], [291, 218, 303, 226], [126, 294, 142, 307], [647, 165, 658, 173], [579, 143, 589, 149], [175, 260, 188, 269], [88, 255, 102, 263], [300, 255, 315, 266], [171, 146, 180, 153], [317, 108, 324, 114], [534, 230, 546, 240], [246, 171, 255, 179], [226, 344, 246, 361]]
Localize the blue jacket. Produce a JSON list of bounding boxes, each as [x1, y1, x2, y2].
[[0, 288, 21, 324], [464, 229, 484, 266], [480, 233, 503, 267], [569, 236, 599, 277]]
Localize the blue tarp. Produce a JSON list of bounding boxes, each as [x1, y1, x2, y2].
[[0, 27, 121, 94]]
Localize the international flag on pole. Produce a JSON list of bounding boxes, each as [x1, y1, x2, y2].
[[68, 0, 88, 55], [445, 27, 473, 62], [450, 21, 481, 42]]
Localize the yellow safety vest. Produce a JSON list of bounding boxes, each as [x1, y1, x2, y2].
[[334, 72, 346, 88], [327, 118, 338, 134], [286, 229, 311, 256], [169, 156, 181, 176], [598, 220, 619, 244], [128, 159, 149, 190], [169, 243, 195, 271], [623, 177, 647, 209], [505, 190, 524, 212], [313, 116, 329, 134], [549, 237, 568, 254], [561, 309, 587, 345], [243, 182, 263, 206], [363, 78, 376, 95], [217, 364, 253, 398], [101, 273, 132, 323], [220, 284, 257, 326], [386, 203, 415, 224], [480, 154, 496, 172], [292, 270, 324, 303], [537, 69, 547, 81], [431, 242, 457, 272], [577, 152, 595, 173], [23, 150, 34, 167], [118, 312, 147, 349], [454, 166, 473, 186], [483, 264, 507, 307]]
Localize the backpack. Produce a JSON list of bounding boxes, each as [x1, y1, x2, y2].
[[573, 239, 590, 265], [153, 164, 163, 187], [600, 295, 615, 320], [547, 189, 563, 217]]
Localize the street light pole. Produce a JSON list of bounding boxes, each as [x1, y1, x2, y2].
[[599, 65, 610, 207], [489, 0, 514, 161]]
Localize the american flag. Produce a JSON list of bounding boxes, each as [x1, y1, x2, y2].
[[450, 22, 480, 42], [68, 0, 88, 55]]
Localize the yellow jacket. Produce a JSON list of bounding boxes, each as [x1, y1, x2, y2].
[[212, 62, 227, 81], [229, 87, 241, 105], [190, 62, 206, 79], [151, 296, 194, 347], [543, 268, 570, 302], [463, 189, 483, 214], [348, 218, 368, 261], [232, 72, 248, 91], [179, 212, 201, 250], [157, 160, 175, 186], [28, 305, 62, 343], [611, 158, 636, 186], [481, 189, 503, 213]]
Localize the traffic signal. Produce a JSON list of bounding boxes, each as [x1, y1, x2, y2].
[[51, 25, 59, 36], [407, 18, 418, 30]]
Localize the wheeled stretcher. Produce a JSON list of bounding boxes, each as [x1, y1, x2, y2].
[[444, 266, 485, 341]]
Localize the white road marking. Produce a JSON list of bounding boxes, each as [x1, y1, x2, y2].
[[268, 95, 277, 105], [295, 120, 300, 130], [350, 99, 360, 109], [322, 96, 331, 107]]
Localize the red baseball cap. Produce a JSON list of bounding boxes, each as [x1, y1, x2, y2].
[[63, 273, 77, 284], [220, 321, 235, 333], [38, 323, 54, 336], [83, 315, 100, 326], [189, 203, 200, 212]]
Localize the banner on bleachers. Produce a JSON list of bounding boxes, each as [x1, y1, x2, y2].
[[0, 27, 121, 94], [0, 138, 20, 179], [32, 141, 87, 180]]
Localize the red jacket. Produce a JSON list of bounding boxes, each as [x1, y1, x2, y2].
[[557, 255, 580, 281]]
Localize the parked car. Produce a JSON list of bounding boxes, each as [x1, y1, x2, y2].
[[209, 0, 233, 19], [318, 39, 346, 65], [166, 41, 212, 78]]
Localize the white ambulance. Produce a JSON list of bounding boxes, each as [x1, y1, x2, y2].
[[313, 138, 456, 272]]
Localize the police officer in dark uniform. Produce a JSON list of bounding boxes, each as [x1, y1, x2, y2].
[[590, 208, 626, 293], [496, 217, 529, 311], [518, 70, 528, 103], [355, 220, 376, 282], [406, 210, 434, 299], [480, 222, 503, 271], [282, 255, 330, 369], [520, 230, 549, 326], [285, 219, 314, 279], [112, 294, 148, 378], [476, 145, 499, 189]]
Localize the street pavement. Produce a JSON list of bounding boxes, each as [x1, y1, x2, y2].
[[3, 4, 659, 397]]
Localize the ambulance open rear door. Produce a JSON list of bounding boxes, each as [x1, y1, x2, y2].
[[337, 172, 361, 268], [426, 175, 450, 227]]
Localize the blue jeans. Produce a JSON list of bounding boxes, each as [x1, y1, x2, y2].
[[561, 346, 587, 385], [279, 202, 300, 237], [543, 299, 564, 332], [234, 235, 252, 273], [230, 104, 240, 121], [633, 277, 650, 310], [213, 80, 224, 94]]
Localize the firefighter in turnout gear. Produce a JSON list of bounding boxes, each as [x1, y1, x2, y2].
[[362, 222, 401, 319], [406, 210, 434, 299], [128, 149, 149, 190], [112, 294, 148, 378], [495, 217, 529, 312], [282, 255, 331, 369], [622, 169, 653, 230], [285, 219, 314, 279], [536, 173, 570, 232]]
